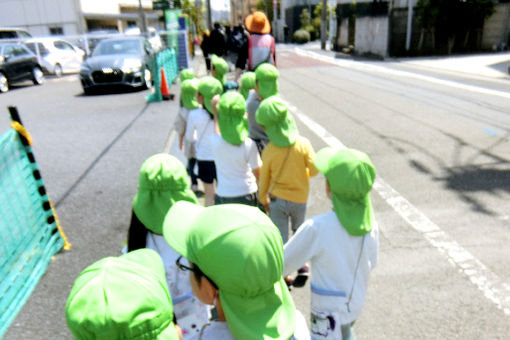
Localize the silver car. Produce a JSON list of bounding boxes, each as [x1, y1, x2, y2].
[[26, 38, 84, 77], [79, 36, 155, 94]]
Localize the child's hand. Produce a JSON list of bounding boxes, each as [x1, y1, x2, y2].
[[262, 202, 270, 214]]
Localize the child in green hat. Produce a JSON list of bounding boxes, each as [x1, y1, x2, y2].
[[66, 249, 182, 340], [174, 78, 200, 194], [239, 71, 255, 100], [162, 202, 311, 340], [256, 96, 318, 244], [245, 63, 279, 154], [209, 91, 261, 206], [283, 147, 379, 340], [184, 76, 223, 206], [211, 55, 238, 92], [127, 153, 210, 338]]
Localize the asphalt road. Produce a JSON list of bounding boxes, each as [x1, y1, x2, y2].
[[1, 46, 510, 339]]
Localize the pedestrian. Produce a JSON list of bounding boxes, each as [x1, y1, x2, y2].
[[246, 63, 279, 154], [175, 78, 200, 194], [235, 11, 276, 81], [211, 55, 238, 92], [209, 91, 261, 206], [162, 201, 311, 340], [65, 249, 182, 340], [184, 76, 223, 206], [256, 96, 318, 243], [200, 30, 211, 71], [283, 147, 379, 340], [239, 71, 255, 100], [127, 153, 210, 338], [208, 22, 227, 58]]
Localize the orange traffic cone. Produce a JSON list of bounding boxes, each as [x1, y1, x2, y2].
[[160, 67, 172, 101]]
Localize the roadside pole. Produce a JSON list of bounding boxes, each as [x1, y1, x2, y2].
[[405, 0, 414, 51], [138, 0, 148, 37], [320, 0, 327, 50]]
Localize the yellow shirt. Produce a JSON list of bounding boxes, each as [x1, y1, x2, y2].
[[258, 136, 318, 205]]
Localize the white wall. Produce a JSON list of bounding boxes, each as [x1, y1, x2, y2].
[[336, 16, 388, 57], [0, 0, 80, 35], [354, 16, 388, 56]]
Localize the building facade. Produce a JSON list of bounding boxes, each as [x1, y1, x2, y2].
[[0, 0, 162, 36]]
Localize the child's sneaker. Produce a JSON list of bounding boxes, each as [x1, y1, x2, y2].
[[292, 265, 309, 288]]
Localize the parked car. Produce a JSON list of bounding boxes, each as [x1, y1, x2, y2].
[[26, 38, 85, 77], [0, 27, 32, 41], [0, 42, 44, 93], [79, 36, 155, 94]]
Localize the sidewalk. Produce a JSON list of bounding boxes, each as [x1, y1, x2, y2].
[[297, 41, 510, 80]]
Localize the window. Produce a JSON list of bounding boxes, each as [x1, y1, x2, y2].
[[54, 40, 74, 51], [49, 27, 64, 35]]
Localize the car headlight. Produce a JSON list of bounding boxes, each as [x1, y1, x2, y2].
[[121, 59, 142, 73]]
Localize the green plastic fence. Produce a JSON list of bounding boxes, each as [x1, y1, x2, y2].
[[146, 48, 178, 102], [0, 128, 64, 338]]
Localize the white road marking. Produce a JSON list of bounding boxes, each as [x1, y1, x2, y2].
[[285, 100, 510, 316], [163, 129, 176, 154], [294, 48, 510, 100]]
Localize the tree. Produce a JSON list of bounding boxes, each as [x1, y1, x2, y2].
[[179, 0, 206, 35], [255, 0, 281, 23], [299, 8, 316, 40], [416, 0, 494, 54]]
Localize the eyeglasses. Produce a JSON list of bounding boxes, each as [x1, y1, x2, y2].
[[175, 256, 194, 272]]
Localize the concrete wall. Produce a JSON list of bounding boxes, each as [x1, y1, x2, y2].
[[355, 16, 389, 56], [482, 3, 510, 50], [0, 0, 81, 35]]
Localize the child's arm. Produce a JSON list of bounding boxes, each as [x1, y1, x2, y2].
[[183, 111, 196, 143], [258, 151, 271, 213], [283, 219, 318, 276], [304, 138, 319, 177], [211, 94, 221, 135]]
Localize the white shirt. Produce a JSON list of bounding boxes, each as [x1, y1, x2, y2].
[[146, 232, 210, 339], [189, 310, 310, 340], [185, 108, 215, 161], [211, 134, 261, 197], [284, 210, 379, 325]]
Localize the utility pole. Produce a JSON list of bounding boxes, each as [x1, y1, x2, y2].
[[138, 0, 148, 37], [405, 0, 414, 51], [206, 0, 212, 29], [320, 0, 327, 50], [273, 0, 277, 41]]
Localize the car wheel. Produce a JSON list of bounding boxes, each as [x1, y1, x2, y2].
[[54, 64, 63, 78], [143, 68, 152, 89], [0, 72, 8, 93], [83, 87, 92, 95], [32, 67, 44, 85]]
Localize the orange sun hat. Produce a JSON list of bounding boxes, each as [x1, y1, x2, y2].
[[245, 11, 271, 34]]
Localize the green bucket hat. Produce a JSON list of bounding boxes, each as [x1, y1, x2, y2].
[[181, 78, 199, 110], [133, 153, 198, 235], [239, 72, 255, 99], [211, 55, 229, 85], [255, 63, 279, 99], [256, 96, 298, 147], [179, 68, 195, 82], [217, 91, 248, 145], [163, 202, 297, 340], [66, 249, 180, 340], [314, 147, 376, 236], [198, 76, 223, 115]]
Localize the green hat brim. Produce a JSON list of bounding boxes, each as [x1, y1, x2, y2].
[[315, 147, 375, 236], [221, 277, 296, 340], [133, 188, 198, 235], [264, 116, 298, 147], [218, 115, 249, 145]]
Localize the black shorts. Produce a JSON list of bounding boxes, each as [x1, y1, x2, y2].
[[197, 160, 216, 184]]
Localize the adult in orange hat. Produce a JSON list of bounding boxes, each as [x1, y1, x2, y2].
[[235, 11, 276, 81]]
